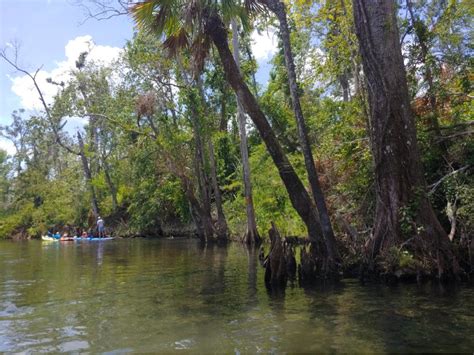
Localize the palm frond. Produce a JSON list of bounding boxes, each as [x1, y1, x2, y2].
[[130, 1, 157, 32], [244, 0, 266, 14], [191, 33, 211, 73], [163, 27, 190, 56]]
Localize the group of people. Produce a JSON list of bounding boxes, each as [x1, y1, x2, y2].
[[48, 216, 107, 240]]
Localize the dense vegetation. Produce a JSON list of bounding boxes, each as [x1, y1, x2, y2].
[[1, 0, 472, 281]]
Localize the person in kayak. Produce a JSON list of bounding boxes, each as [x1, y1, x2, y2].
[[97, 216, 105, 238]]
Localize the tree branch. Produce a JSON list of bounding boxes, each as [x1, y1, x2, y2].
[[1, 45, 79, 155], [428, 165, 471, 194]]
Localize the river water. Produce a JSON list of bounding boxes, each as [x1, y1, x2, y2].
[[0, 239, 472, 353]]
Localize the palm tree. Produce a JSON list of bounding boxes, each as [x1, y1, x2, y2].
[[131, 1, 328, 253], [259, 0, 339, 263]]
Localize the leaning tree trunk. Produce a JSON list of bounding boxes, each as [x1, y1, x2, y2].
[[262, 0, 339, 264], [205, 12, 326, 251], [352, 0, 458, 279], [232, 19, 260, 245], [77, 131, 100, 217]]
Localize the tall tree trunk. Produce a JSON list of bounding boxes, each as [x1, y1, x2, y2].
[[205, 12, 326, 254], [232, 19, 260, 245], [219, 95, 228, 132], [261, 0, 339, 264], [77, 131, 100, 217], [208, 139, 228, 241], [339, 71, 350, 102], [352, 0, 458, 279]]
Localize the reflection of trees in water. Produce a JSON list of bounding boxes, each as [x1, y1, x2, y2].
[[199, 243, 228, 307], [245, 246, 258, 304]]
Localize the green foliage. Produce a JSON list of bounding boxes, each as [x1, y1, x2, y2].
[[1, 0, 471, 252], [377, 246, 420, 275]]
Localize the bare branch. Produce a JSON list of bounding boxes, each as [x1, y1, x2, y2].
[[428, 165, 471, 194], [1, 44, 79, 155], [435, 130, 474, 142], [73, 0, 135, 23]]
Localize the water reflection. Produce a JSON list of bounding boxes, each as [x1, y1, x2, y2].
[[0, 239, 472, 353]]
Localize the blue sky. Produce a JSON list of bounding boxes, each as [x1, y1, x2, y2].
[[0, 0, 277, 154]]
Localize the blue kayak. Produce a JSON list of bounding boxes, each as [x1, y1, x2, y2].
[[42, 235, 115, 242], [75, 237, 115, 241]]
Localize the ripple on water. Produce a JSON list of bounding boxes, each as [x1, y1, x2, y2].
[[174, 338, 195, 350], [0, 301, 34, 318], [59, 340, 89, 352]]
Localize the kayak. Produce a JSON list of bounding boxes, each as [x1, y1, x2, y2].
[[41, 235, 115, 242], [41, 235, 59, 242], [41, 235, 58, 241], [75, 237, 115, 241]]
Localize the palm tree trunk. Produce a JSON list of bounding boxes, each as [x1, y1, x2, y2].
[[232, 19, 260, 245], [261, 0, 339, 263], [205, 12, 325, 248]]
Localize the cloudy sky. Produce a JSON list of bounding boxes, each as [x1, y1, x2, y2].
[[0, 0, 277, 155]]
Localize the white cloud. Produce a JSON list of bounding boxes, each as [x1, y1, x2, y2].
[[9, 35, 122, 111], [251, 28, 278, 61], [0, 138, 16, 155]]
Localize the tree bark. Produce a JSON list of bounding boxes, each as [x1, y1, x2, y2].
[[261, 0, 339, 264], [352, 0, 458, 279], [232, 19, 260, 245], [205, 12, 325, 247]]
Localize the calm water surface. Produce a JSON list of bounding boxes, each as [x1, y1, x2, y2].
[[0, 239, 472, 353]]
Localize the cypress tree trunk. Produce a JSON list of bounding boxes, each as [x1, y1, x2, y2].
[[231, 19, 260, 245], [205, 12, 327, 256], [261, 0, 339, 264], [352, 0, 458, 279]]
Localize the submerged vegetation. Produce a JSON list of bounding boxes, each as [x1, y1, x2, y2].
[[0, 0, 472, 283]]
